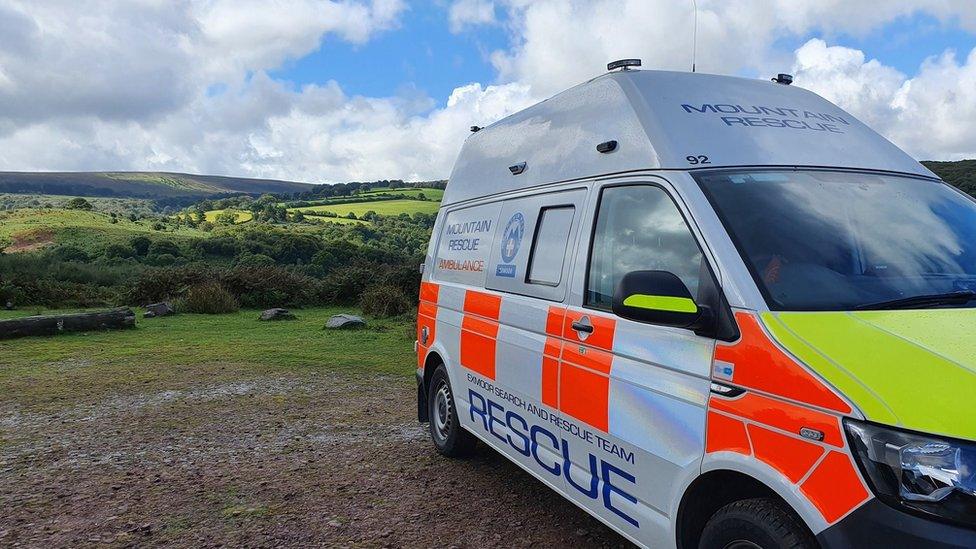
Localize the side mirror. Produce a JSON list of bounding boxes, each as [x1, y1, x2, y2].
[[612, 270, 711, 330]]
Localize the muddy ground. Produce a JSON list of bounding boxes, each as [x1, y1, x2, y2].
[[0, 370, 632, 548]]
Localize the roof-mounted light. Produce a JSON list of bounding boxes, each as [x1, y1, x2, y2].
[[608, 59, 641, 72], [772, 73, 793, 85]]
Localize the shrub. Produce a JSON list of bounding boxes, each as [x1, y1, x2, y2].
[[319, 265, 373, 305], [105, 243, 135, 259], [236, 253, 276, 268], [131, 236, 152, 256], [66, 197, 93, 210], [53, 245, 90, 262], [360, 284, 412, 318], [148, 239, 181, 257], [219, 265, 316, 308], [174, 281, 239, 314], [146, 253, 178, 266]]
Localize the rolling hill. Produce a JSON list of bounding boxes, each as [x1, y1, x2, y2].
[[923, 160, 976, 197], [0, 171, 316, 199]]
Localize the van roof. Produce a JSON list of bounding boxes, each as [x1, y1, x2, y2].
[[443, 69, 935, 206]]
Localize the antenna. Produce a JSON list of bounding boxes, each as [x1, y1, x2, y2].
[[691, 0, 699, 73]]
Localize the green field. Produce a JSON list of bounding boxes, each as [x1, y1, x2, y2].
[[202, 209, 254, 224], [360, 188, 444, 201], [292, 199, 440, 218], [0, 208, 207, 252]]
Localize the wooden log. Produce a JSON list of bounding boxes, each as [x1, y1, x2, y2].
[[0, 308, 136, 340]]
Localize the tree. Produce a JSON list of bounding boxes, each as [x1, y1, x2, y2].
[[131, 236, 152, 256], [66, 197, 92, 210], [216, 211, 238, 225], [291, 210, 305, 222]]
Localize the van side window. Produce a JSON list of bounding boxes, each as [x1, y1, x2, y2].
[[586, 186, 703, 309], [527, 206, 575, 286]]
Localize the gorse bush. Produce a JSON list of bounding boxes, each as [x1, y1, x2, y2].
[[174, 281, 239, 314], [360, 284, 412, 318]]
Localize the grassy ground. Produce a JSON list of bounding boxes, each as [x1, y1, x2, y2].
[[0, 308, 626, 547], [291, 199, 439, 218], [0, 308, 413, 412]]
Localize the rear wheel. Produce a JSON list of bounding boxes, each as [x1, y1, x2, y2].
[[427, 365, 477, 457], [699, 498, 816, 549]]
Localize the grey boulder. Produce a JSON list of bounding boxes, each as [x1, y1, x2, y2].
[[324, 314, 366, 329], [144, 302, 175, 318], [259, 308, 297, 321]]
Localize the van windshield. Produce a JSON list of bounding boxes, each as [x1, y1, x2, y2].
[[695, 170, 976, 311]]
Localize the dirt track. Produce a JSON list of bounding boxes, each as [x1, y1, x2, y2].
[[0, 370, 632, 547]]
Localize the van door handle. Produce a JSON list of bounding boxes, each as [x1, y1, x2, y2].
[[571, 320, 594, 334]]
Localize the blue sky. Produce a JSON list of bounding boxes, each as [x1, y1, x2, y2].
[[271, 3, 507, 105], [272, 7, 975, 106], [775, 12, 975, 75], [2, 1, 975, 180]]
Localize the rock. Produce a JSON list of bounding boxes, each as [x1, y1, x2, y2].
[[3, 301, 13, 310], [259, 308, 297, 321], [324, 314, 366, 329], [143, 302, 174, 318]]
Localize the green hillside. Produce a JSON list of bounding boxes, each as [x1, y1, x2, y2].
[[292, 199, 440, 218], [0, 171, 316, 199], [923, 160, 976, 197], [0, 208, 208, 254], [360, 187, 444, 200]]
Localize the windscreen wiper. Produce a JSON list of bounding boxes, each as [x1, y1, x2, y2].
[[854, 291, 976, 311]]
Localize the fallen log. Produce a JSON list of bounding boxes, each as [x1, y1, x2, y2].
[[0, 308, 136, 340]]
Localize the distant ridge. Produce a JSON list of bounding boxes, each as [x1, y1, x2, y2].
[[0, 171, 317, 199], [922, 160, 976, 198]]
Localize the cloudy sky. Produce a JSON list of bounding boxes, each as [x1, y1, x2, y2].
[[0, 0, 974, 183]]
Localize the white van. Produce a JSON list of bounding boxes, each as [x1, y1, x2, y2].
[[415, 61, 976, 548]]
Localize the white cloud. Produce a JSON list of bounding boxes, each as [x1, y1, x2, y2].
[[448, 0, 496, 33], [0, 0, 974, 182], [794, 39, 976, 160]]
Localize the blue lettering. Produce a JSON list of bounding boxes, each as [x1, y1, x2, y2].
[[468, 389, 488, 430], [562, 440, 599, 499], [466, 388, 640, 530], [530, 425, 561, 475], [602, 461, 640, 528], [486, 399, 507, 444], [721, 116, 747, 127], [506, 411, 530, 456], [682, 103, 716, 113]]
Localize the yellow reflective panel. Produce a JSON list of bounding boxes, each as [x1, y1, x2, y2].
[[622, 294, 698, 313], [762, 310, 976, 442]]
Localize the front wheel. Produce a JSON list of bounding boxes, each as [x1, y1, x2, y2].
[[699, 498, 816, 549], [427, 365, 477, 457]]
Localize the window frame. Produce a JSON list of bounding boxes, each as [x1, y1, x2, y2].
[[483, 186, 587, 303], [525, 205, 577, 288], [582, 182, 717, 314]]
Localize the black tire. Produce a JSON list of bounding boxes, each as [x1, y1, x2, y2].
[[699, 498, 817, 549], [427, 365, 478, 457]]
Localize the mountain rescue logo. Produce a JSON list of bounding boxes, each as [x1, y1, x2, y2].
[[501, 212, 525, 263]]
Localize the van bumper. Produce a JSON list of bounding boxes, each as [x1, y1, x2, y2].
[[817, 499, 976, 549]]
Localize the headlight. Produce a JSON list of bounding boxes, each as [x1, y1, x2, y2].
[[846, 419, 976, 528]]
